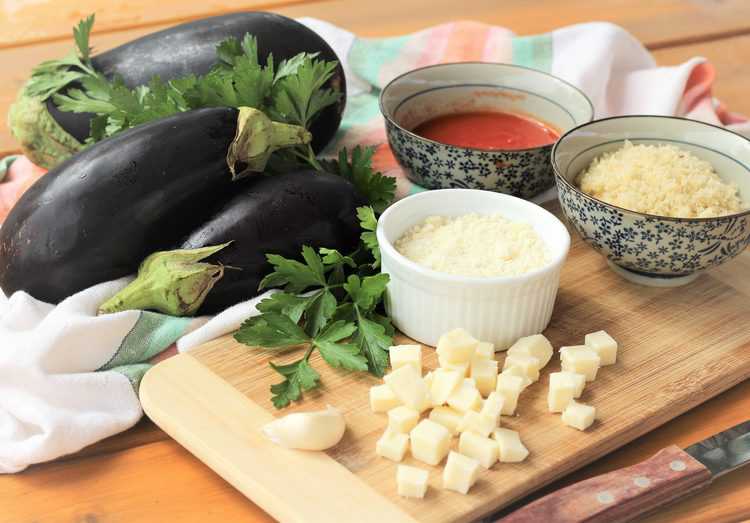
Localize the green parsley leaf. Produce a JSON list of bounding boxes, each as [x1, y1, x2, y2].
[[269, 56, 340, 129], [354, 315, 392, 377], [255, 292, 309, 323], [259, 248, 327, 293], [357, 206, 382, 268], [73, 14, 95, 60], [313, 320, 368, 372], [343, 274, 390, 312], [269, 357, 320, 408], [319, 247, 356, 268], [303, 289, 337, 337], [235, 312, 310, 347], [327, 147, 396, 213]]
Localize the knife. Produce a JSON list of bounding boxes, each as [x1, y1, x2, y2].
[[497, 420, 750, 523]]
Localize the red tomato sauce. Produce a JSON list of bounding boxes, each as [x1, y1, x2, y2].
[[412, 111, 559, 150]]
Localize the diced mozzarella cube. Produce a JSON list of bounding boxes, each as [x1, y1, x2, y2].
[[547, 373, 576, 413], [507, 334, 554, 367], [396, 464, 429, 499], [429, 368, 463, 406], [562, 400, 596, 431], [555, 370, 586, 398], [410, 419, 451, 466], [560, 346, 601, 382], [388, 406, 420, 433], [459, 431, 499, 469], [370, 384, 401, 413], [584, 330, 618, 366], [436, 328, 478, 364], [480, 391, 503, 427], [458, 410, 496, 438], [447, 378, 483, 413], [423, 371, 434, 391], [429, 406, 464, 435], [438, 355, 470, 377], [384, 365, 429, 411], [492, 428, 529, 463], [442, 451, 481, 494], [500, 366, 532, 389], [495, 374, 525, 415], [502, 354, 541, 382], [376, 430, 409, 462], [470, 357, 498, 397], [389, 344, 422, 374], [474, 341, 495, 360]]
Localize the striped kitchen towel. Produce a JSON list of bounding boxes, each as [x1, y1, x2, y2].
[[1, 19, 744, 473]]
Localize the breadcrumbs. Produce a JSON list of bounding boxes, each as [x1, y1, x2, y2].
[[575, 141, 743, 218]]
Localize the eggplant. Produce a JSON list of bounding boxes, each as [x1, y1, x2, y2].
[[0, 106, 310, 303], [180, 171, 364, 314], [15, 12, 346, 168]]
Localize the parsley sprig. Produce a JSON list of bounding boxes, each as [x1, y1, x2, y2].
[[24, 14, 342, 164], [234, 206, 394, 408]]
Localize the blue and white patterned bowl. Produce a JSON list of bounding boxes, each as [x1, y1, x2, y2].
[[552, 116, 750, 287], [379, 62, 593, 199]]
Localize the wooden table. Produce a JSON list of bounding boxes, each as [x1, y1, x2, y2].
[[1, 1, 749, 521]]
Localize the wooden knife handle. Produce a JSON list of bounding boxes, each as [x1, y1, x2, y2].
[[498, 446, 712, 523]]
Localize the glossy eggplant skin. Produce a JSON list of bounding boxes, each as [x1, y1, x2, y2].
[[0, 107, 242, 303], [181, 171, 363, 314], [47, 12, 346, 152]]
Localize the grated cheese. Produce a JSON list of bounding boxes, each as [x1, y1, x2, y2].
[[575, 141, 743, 218], [393, 213, 550, 277]]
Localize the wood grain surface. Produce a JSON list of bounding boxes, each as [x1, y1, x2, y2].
[[137, 203, 750, 523], [1, 1, 749, 522]]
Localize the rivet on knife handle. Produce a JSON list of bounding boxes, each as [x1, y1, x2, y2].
[[497, 445, 712, 523]]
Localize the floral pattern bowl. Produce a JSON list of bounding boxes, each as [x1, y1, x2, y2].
[[552, 115, 750, 287], [379, 62, 593, 199]]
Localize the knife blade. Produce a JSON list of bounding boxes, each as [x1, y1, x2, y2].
[[495, 420, 750, 523]]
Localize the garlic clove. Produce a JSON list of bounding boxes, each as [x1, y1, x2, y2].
[[262, 405, 346, 451]]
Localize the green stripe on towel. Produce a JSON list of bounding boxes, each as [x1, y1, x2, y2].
[[512, 34, 553, 72]]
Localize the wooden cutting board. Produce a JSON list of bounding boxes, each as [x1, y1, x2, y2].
[[139, 203, 750, 523]]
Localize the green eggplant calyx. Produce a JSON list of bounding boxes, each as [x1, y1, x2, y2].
[[98, 242, 232, 317], [7, 87, 84, 170], [227, 107, 312, 180]]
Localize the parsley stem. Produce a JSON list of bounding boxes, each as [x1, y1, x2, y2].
[[305, 144, 323, 172]]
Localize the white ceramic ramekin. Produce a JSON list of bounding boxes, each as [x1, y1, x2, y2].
[[376, 189, 570, 349]]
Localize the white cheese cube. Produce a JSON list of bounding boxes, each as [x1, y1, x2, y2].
[[555, 370, 586, 398], [429, 368, 463, 406], [584, 330, 618, 366], [410, 419, 451, 466], [475, 341, 495, 360], [384, 365, 429, 411], [560, 346, 601, 382], [436, 328, 478, 364], [458, 410, 495, 438], [492, 428, 529, 462], [438, 355, 470, 377], [480, 391, 503, 427], [388, 406, 420, 433], [389, 344, 422, 374], [502, 353, 541, 382], [508, 334, 554, 367], [470, 357, 498, 397], [495, 374, 525, 415], [500, 366, 532, 389], [396, 464, 429, 499], [447, 378, 483, 413], [429, 406, 464, 435], [547, 373, 576, 413], [562, 400, 596, 431], [376, 430, 409, 462], [370, 384, 401, 413], [459, 430, 499, 469], [442, 451, 481, 494], [423, 371, 434, 391]]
